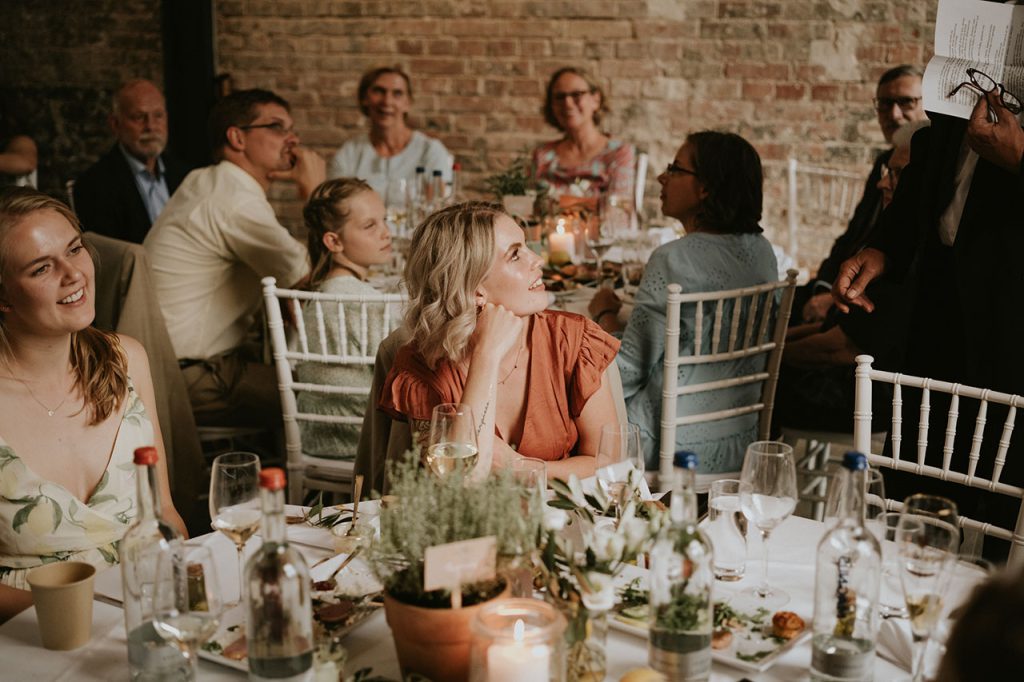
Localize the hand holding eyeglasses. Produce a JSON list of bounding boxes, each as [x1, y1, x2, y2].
[[966, 88, 1024, 174]]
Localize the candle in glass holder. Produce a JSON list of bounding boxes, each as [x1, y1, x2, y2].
[[548, 219, 575, 266], [470, 598, 566, 682]]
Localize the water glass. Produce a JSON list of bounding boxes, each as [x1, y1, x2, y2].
[[703, 479, 747, 581], [511, 457, 547, 492], [872, 511, 909, 618]]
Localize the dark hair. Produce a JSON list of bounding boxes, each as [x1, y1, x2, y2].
[[207, 88, 290, 159], [542, 66, 609, 132], [936, 565, 1024, 682], [357, 67, 413, 117], [877, 64, 922, 88], [303, 177, 374, 290], [686, 131, 763, 234]]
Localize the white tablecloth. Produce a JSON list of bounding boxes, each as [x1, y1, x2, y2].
[[1, 512, 987, 681]]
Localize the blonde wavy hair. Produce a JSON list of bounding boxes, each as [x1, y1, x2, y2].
[[403, 201, 505, 369], [0, 187, 129, 425]]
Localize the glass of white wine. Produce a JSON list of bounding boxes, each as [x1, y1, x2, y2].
[[153, 541, 224, 680], [896, 513, 958, 682], [426, 403, 479, 477], [209, 451, 261, 605], [595, 422, 643, 511]]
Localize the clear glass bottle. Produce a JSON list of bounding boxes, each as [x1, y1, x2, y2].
[[412, 165, 427, 224], [446, 161, 463, 206], [811, 452, 882, 681], [121, 446, 190, 681], [245, 468, 314, 681], [430, 169, 444, 212], [648, 451, 714, 681]]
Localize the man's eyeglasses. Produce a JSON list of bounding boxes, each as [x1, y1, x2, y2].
[[239, 122, 296, 136], [552, 89, 594, 103], [872, 96, 922, 114], [665, 161, 698, 177], [948, 68, 1022, 115]]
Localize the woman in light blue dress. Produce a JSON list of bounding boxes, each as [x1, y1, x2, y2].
[[590, 132, 778, 479]]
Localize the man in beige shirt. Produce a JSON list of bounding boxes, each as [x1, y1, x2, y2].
[[145, 88, 325, 426]]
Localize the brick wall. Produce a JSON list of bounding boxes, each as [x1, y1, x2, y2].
[[0, 0, 164, 196], [215, 0, 937, 269]]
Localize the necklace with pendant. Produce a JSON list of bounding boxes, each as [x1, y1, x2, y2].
[[498, 345, 524, 385], [13, 376, 69, 417]]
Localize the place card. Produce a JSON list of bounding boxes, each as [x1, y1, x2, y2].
[[424, 536, 497, 608]]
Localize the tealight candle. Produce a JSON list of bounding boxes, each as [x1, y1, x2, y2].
[[548, 219, 575, 266], [470, 598, 566, 682]]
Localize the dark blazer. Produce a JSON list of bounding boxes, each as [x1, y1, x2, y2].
[[73, 144, 191, 244]]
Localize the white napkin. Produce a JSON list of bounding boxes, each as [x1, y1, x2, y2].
[[877, 619, 914, 671]]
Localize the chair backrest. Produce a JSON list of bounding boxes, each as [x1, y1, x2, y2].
[[634, 151, 649, 215], [659, 270, 799, 482], [262, 276, 406, 502], [786, 158, 863, 266], [853, 355, 1024, 565]]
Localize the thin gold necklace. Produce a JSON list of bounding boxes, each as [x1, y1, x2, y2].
[[498, 346, 524, 385], [13, 376, 68, 417]]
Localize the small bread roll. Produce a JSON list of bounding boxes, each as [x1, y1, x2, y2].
[[772, 610, 805, 640], [619, 668, 667, 682], [711, 628, 733, 650]]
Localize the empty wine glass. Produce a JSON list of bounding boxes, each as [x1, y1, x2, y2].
[[738, 441, 798, 608], [209, 452, 261, 605], [595, 422, 643, 510], [825, 465, 887, 527], [903, 494, 959, 534], [896, 513, 958, 682], [153, 542, 225, 680], [426, 403, 479, 477]]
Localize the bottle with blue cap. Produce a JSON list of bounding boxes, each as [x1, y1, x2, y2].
[[811, 451, 882, 681], [648, 451, 714, 680]]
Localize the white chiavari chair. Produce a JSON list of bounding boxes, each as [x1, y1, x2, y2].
[[786, 158, 863, 267], [659, 270, 799, 488], [262, 276, 406, 504], [854, 354, 1024, 565]]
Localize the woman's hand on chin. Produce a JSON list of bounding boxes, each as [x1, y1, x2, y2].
[[472, 303, 524, 362]]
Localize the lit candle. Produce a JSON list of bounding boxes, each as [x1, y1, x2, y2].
[[486, 619, 551, 682], [548, 219, 575, 266]]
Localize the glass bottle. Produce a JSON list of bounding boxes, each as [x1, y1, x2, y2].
[[121, 446, 190, 681], [245, 468, 314, 681], [811, 452, 882, 681], [412, 165, 427, 224], [648, 451, 714, 681], [446, 161, 463, 206], [430, 169, 444, 212]]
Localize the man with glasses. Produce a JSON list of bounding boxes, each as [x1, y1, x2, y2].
[[73, 79, 192, 243], [795, 65, 927, 324], [145, 89, 326, 428]]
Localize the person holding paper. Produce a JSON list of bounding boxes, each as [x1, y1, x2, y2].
[[832, 78, 1024, 551], [379, 201, 620, 481]]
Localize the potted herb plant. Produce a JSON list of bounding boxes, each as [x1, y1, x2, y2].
[[367, 453, 542, 682], [484, 153, 539, 218]]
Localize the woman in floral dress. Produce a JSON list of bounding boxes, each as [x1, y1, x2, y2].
[[0, 187, 185, 621]]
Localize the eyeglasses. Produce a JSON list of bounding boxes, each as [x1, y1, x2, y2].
[[664, 161, 698, 177], [872, 96, 922, 114], [238, 122, 296, 136], [948, 68, 1022, 115], [552, 89, 594, 103]]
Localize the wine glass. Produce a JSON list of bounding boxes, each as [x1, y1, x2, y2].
[[586, 221, 616, 282], [385, 177, 410, 236], [903, 494, 958, 531], [209, 452, 261, 605], [896, 513, 959, 682], [426, 403, 479, 477], [153, 542, 225, 680], [737, 441, 798, 608], [595, 423, 643, 511], [824, 465, 887, 527]]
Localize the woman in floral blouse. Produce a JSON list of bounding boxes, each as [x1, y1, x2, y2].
[[0, 187, 185, 621]]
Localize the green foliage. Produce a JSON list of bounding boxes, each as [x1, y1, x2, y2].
[[484, 154, 535, 197], [367, 452, 542, 605]]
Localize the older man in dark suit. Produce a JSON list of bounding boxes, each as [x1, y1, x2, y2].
[[73, 79, 191, 243]]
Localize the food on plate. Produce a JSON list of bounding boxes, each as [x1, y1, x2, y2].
[[711, 628, 733, 650], [315, 599, 356, 624], [221, 635, 248, 660], [771, 610, 805, 640]]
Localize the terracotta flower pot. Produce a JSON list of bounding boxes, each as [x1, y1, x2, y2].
[[383, 582, 510, 682]]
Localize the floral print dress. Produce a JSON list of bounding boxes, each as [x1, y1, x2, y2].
[[0, 380, 150, 589]]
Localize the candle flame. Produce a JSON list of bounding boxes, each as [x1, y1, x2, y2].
[[555, 218, 566, 234], [513, 618, 525, 642]]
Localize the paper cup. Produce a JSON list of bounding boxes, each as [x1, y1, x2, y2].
[[26, 561, 96, 650]]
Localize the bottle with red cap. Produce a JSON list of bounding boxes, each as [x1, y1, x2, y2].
[[244, 467, 314, 681], [121, 446, 190, 681]]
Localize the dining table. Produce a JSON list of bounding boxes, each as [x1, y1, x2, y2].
[[0, 505, 988, 682]]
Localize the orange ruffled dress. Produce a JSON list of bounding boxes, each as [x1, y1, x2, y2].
[[379, 311, 619, 461]]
